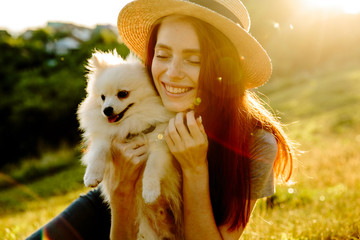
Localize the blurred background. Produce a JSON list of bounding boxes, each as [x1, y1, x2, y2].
[[1, 0, 359, 239]]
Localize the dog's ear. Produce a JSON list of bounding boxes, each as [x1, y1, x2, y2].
[[125, 52, 141, 63], [86, 51, 104, 73], [87, 50, 125, 71], [89, 52, 103, 69]]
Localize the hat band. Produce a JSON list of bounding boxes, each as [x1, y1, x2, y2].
[[188, 0, 244, 28]]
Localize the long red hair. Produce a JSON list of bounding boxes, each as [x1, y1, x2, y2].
[[145, 16, 294, 230]]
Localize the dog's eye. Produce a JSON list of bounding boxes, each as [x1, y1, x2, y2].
[[117, 90, 129, 99], [101, 95, 105, 101]]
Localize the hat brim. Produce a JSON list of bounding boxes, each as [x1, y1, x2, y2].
[[118, 0, 272, 89]]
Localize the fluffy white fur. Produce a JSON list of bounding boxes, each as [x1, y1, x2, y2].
[[77, 50, 183, 239]]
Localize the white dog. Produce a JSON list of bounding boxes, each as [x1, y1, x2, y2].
[[77, 50, 183, 239]]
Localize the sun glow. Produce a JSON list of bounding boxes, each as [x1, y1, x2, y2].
[[304, 0, 360, 14], [0, 0, 133, 33]]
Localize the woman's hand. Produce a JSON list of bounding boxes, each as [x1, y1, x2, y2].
[[164, 111, 208, 176], [109, 136, 148, 198]]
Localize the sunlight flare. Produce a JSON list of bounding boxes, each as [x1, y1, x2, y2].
[[304, 0, 360, 14]]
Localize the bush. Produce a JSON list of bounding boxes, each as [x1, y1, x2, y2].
[[0, 26, 130, 167]]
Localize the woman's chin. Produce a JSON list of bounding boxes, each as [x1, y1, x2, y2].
[[163, 101, 192, 113]]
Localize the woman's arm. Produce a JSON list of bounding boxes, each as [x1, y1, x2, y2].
[[109, 186, 137, 239], [165, 111, 253, 240], [108, 137, 148, 240], [181, 154, 257, 240], [182, 162, 222, 239]]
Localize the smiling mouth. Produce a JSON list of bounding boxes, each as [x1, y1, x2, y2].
[[163, 83, 191, 94], [107, 103, 134, 123]]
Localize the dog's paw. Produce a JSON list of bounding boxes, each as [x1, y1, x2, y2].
[[84, 170, 103, 188], [142, 180, 161, 203]]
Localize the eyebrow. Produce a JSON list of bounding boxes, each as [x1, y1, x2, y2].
[[155, 43, 201, 54]]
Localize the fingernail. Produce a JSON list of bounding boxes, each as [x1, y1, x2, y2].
[[197, 116, 202, 124]]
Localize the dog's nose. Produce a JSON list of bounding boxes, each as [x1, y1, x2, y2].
[[103, 107, 114, 117]]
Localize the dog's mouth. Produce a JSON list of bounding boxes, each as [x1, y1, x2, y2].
[[107, 103, 134, 123]]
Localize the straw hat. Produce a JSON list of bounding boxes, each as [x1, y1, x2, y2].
[[118, 0, 272, 89]]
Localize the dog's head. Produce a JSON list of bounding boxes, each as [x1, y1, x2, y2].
[[86, 50, 156, 124]]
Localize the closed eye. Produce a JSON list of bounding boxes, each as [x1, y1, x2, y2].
[[155, 54, 170, 60], [185, 54, 201, 65], [154, 48, 171, 60], [186, 59, 201, 65]]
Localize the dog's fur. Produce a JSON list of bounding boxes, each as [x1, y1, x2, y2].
[[77, 50, 183, 239]]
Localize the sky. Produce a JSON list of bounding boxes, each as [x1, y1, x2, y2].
[[0, 0, 133, 33], [1, 0, 360, 34]]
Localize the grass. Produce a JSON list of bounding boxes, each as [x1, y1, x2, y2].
[[1, 65, 360, 239], [243, 138, 360, 239], [0, 146, 81, 189], [241, 65, 360, 239], [1, 189, 87, 240], [0, 147, 89, 239]]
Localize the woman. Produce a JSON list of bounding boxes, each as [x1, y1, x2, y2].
[[27, 0, 295, 239]]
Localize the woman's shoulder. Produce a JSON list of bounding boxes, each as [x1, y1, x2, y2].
[[249, 129, 277, 164], [249, 129, 277, 199]]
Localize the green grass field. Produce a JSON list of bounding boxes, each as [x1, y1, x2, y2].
[[1, 65, 359, 239]]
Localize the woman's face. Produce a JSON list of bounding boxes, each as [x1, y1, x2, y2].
[[151, 17, 201, 112]]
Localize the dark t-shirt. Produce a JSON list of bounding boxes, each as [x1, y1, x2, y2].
[[249, 129, 277, 199]]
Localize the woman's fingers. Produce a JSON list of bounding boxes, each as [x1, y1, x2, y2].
[[130, 145, 148, 164], [124, 144, 148, 165], [165, 111, 207, 154], [167, 116, 185, 148], [186, 111, 206, 142], [174, 112, 193, 142], [164, 128, 175, 149], [197, 116, 206, 134], [111, 137, 148, 165]]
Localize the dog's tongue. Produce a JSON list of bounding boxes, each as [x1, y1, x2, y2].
[[107, 115, 118, 123]]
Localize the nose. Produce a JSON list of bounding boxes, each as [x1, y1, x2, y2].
[[167, 57, 184, 79], [103, 107, 113, 116]]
